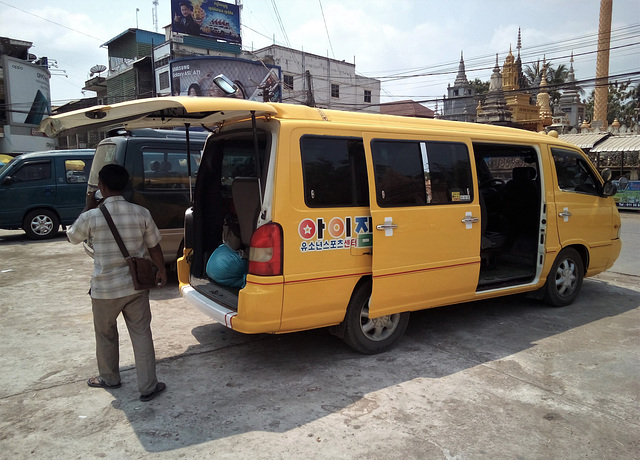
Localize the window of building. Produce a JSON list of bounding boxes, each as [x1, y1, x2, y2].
[[301, 136, 369, 207], [65, 159, 92, 184], [331, 84, 340, 98], [283, 74, 294, 90], [364, 90, 372, 103], [159, 71, 170, 90], [551, 148, 600, 195], [371, 140, 473, 207]]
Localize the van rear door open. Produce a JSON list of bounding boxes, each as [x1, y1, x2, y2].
[[364, 133, 481, 318]]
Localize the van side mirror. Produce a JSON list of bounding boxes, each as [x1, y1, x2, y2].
[[2, 176, 15, 185], [601, 168, 612, 181], [602, 181, 617, 197], [212, 74, 238, 96]]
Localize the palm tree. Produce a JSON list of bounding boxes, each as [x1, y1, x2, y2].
[[524, 60, 573, 111]]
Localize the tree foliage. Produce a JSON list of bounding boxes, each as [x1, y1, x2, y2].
[[585, 81, 640, 127], [524, 61, 572, 111], [470, 78, 490, 96]]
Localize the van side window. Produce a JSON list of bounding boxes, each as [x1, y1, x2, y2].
[[13, 162, 51, 182], [143, 150, 201, 189], [65, 159, 92, 184], [301, 136, 369, 207], [551, 148, 600, 195], [423, 142, 473, 204], [371, 140, 472, 206]]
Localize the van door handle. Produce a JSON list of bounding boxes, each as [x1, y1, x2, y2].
[[559, 208, 572, 222], [376, 223, 398, 230], [376, 217, 397, 236], [461, 212, 479, 229]]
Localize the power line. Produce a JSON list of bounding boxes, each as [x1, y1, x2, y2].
[[0, 0, 106, 43], [318, 0, 335, 60]]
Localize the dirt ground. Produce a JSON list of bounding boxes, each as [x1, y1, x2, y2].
[[0, 212, 638, 459]]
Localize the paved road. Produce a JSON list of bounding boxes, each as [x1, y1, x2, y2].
[[611, 210, 640, 276], [0, 212, 638, 459]]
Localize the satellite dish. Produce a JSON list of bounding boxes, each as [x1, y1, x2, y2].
[[89, 64, 107, 76]]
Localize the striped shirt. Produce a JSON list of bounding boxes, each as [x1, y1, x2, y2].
[[67, 196, 161, 299]]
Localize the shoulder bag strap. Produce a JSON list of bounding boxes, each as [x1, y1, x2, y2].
[[99, 204, 131, 259]]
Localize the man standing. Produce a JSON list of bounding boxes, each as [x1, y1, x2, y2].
[[68, 164, 167, 402], [173, 1, 202, 36]]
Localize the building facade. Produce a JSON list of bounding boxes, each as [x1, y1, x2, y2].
[[0, 37, 56, 154], [252, 45, 381, 113]]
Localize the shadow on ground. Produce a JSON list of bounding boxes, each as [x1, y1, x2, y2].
[[105, 277, 639, 452]]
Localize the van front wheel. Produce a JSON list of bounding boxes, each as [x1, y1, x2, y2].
[[343, 281, 409, 354], [24, 209, 59, 240], [543, 247, 584, 307]]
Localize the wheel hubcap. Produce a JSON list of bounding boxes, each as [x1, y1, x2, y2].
[[555, 259, 577, 296], [360, 305, 400, 342], [31, 216, 53, 235]]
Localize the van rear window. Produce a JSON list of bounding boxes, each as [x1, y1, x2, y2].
[[301, 136, 369, 207], [143, 150, 200, 189]]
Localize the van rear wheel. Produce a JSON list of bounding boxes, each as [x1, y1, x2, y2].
[[343, 280, 409, 354], [543, 247, 584, 307], [24, 209, 59, 240]]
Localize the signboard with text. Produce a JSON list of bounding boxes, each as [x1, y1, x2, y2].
[[171, 0, 241, 45], [3, 55, 51, 126], [171, 56, 281, 103]]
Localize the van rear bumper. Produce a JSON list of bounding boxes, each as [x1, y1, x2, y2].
[[181, 285, 237, 329]]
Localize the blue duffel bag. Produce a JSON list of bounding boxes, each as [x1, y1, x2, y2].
[[205, 244, 248, 288]]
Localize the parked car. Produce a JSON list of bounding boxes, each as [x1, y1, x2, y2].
[[82, 128, 208, 262], [0, 149, 94, 239]]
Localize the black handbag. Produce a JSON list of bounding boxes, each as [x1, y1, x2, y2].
[[100, 204, 158, 290]]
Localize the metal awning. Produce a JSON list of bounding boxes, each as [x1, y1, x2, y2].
[[591, 135, 640, 153], [559, 133, 610, 149]]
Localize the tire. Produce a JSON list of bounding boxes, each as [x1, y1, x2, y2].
[[343, 280, 410, 354], [23, 209, 60, 240], [543, 247, 584, 307]]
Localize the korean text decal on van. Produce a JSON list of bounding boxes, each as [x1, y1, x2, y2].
[[39, 97, 621, 354], [298, 216, 372, 252]]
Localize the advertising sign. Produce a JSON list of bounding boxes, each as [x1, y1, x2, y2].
[[171, 57, 281, 102], [614, 179, 640, 209], [4, 55, 51, 126], [171, 0, 241, 45]]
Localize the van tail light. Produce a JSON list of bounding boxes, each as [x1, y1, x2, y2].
[[248, 223, 283, 276]]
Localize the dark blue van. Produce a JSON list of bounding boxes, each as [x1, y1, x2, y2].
[[0, 149, 94, 239]]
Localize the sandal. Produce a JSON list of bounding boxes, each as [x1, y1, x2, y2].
[[87, 376, 121, 389], [140, 382, 166, 401]]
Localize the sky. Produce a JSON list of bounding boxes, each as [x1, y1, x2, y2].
[[1, 0, 639, 111]]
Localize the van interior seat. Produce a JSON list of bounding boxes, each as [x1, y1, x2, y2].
[[501, 166, 539, 247], [231, 177, 261, 249], [479, 191, 504, 267]]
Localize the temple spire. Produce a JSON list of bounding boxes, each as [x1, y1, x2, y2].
[[454, 51, 469, 86]]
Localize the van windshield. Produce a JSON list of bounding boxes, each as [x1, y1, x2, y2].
[[88, 143, 118, 187], [0, 158, 16, 175]]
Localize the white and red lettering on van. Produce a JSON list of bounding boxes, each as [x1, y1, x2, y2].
[[298, 216, 372, 252]]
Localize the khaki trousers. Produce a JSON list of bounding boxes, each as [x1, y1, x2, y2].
[[91, 291, 158, 395]]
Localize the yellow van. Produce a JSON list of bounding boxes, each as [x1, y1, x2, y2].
[[40, 97, 621, 353]]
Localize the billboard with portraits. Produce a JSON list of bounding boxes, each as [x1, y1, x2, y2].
[[171, 56, 281, 103], [171, 0, 241, 45]]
